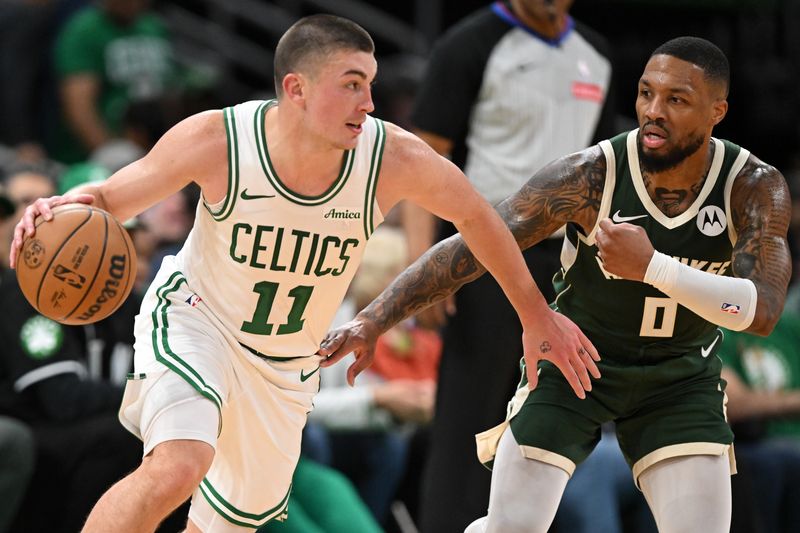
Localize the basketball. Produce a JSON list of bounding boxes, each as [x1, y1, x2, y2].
[[16, 203, 137, 325]]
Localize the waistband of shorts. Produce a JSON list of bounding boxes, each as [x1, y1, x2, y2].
[[240, 343, 312, 362]]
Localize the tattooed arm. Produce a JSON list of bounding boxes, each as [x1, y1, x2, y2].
[[499, 147, 606, 250], [319, 147, 607, 389], [345, 146, 606, 336], [730, 156, 792, 335]]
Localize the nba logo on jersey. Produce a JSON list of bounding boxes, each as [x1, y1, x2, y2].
[[721, 303, 740, 315], [186, 294, 202, 307]]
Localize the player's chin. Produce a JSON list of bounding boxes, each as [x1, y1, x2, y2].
[[332, 137, 359, 151]]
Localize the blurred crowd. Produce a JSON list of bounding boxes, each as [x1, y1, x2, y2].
[[1, 1, 800, 532]]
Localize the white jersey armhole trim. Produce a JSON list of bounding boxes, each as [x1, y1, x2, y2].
[[561, 142, 614, 274], [204, 106, 239, 220], [586, 139, 617, 244], [204, 196, 226, 212], [724, 148, 751, 246], [363, 117, 386, 239]]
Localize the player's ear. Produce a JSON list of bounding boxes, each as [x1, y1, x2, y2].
[[711, 98, 727, 126], [282, 73, 307, 108]]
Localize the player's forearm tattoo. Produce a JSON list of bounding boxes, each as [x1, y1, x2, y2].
[[730, 158, 792, 332], [359, 149, 607, 332], [359, 233, 482, 331]]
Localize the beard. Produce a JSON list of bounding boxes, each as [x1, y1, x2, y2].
[[637, 127, 705, 173]]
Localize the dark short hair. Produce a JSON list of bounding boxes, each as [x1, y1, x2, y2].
[[651, 36, 730, 97], [274, 14, 374, 97]]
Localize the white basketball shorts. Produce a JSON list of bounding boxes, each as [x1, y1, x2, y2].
[[119, 263, 321, 530]]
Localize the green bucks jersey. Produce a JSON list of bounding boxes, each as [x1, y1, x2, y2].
[[174, 100, 385, 358], [554, 130, 750, 360]]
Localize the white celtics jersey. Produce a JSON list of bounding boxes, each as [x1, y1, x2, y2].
[[174, 100, 385, 358]]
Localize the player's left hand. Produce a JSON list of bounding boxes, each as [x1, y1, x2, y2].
[[522, 309, 601, 399], [595, 218, 655, 281], [318, 315, 382, 386]]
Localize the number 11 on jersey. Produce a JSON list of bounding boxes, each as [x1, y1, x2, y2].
[[241, 281, 314, 335]]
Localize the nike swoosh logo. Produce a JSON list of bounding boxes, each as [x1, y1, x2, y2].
[[240, 188, 275, 200], [701, 335, 720, 358], [612, 210, 648, 223], [300, 366, 320, 382]]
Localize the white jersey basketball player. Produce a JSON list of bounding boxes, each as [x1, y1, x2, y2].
[[10, 14, 599, 533]]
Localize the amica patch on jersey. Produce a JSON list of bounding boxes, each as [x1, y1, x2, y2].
[[322, 207, 362, 220], [20, 315, 64, 359]]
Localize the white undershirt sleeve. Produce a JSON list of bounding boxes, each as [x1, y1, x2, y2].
[[643, 251, 757, 331]]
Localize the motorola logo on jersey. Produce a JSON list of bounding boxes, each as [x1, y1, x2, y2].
[[696, 205, 727, 237]]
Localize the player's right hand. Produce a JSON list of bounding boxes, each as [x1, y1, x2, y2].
[[9, 193, 95, 269], [318, 314, 382, 386]]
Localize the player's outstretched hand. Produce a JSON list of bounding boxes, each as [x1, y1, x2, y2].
[[523, 309, 601, 399], [318, 315, 382, 386], [9, 193, 95, 269]]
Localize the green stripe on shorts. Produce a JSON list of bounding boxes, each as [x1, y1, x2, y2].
[[199, 477, 291, 528], [151, 271, 224, 410]]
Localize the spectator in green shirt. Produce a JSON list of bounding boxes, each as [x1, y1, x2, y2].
[[52, 0, 177, 163], [720, 310, 800, 531], [722, 311, 800, 445]]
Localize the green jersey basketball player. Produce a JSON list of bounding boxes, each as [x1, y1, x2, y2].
[[322, 36, 791, 533]]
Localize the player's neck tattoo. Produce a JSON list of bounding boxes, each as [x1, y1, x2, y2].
[[643, 144, 713, 217], [646, 180, 704, 217]]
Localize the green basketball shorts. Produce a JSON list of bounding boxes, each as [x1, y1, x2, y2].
[[476, 336, 735, 486]]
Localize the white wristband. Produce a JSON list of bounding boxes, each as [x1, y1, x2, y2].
[[643, 251, 680, 292], [643, 251, 757, 331]]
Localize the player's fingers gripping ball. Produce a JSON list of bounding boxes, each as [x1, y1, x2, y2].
[[16, 204, 137, 325]]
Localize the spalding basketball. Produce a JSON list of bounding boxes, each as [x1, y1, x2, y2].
[[16, 204, 137, 325]]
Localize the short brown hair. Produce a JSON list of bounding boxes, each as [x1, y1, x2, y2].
[[274, 14, 374, 97]]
